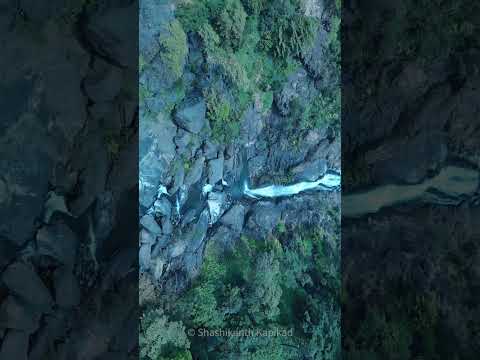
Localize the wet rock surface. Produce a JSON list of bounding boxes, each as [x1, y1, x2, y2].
[[0, 1, 138, 358]]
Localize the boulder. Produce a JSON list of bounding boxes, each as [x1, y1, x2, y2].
[[208, 156, 224, 185], [153, 197, 172, 218], [139, 244, 152, 272], [0, 296, 41, 333], [2, 262, 53, 312], [36, 223, 78, 267], [53, 268, 80, 308], [174, 98, 207, 134], [0, 330, 29, 360], [184, 156, 205, 187], [292, 159, 328, 182], [220, 205, 246, 234], [140, 214, 162, 235]]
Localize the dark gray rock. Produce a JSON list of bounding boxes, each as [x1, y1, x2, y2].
[[53, 268, 80, 308], [2, 262, 53, 312], [152, 257, 166, 280], [281, 193, 335, 228], [207, 192, 227, 224], [169, 240, 187, 258], [154, 235, 171, 252], [84, 58, 123, 102], [28, 311, 69, 360], [302, 26, 329, 80], [240, 106, 264, 146], [36, 223, 78, 267], [210, 225, 237, 252], [0, 296, 41, 333], [18, 0, 62, 22], [108, 139, 139, 195], [161, 217, 173, 235], [174, 129, 193, 155], [203, 140, 220, 160], [248, 154, 268, 180], [292, 159, 328, 182], [43, 191, 72, 224], [140, 229, 156, 245], [170, 161, 185, 195], [0, 115, 52, 247], [140, 118, 177, 209], [186, 209, 209, 253], [69, 133, 109, 215], [139, 244, 152, 271], [0, 237, 17, 269], [275, 69, 317, 116], [86, 4, 138, 68], [184, 156, 205, 186], [153, 197, 172, 218], [183, 249, 205, 279], [140, 117, 177, 167], [140, 0, 174, 62], [174, 129, 201, 158], [220, 205, 246, 234], [181, 209, 198, 227], [93, 191, 116, 240], [174, 98, 207, 134], [208, 155, 224, 185], [0, 330, 29, 360], [247, 202, 282, 237], [372, 132, 448, 184], [140, 214, 162, 235]]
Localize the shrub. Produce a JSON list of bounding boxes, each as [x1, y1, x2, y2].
[[160, 20, 188, 80], [260, 0, 316, 58], [205, 90, 240, 143], [176, 0, 211, 33], [241, 0, 267, 15], [258, 90, 273, 113], [297, 88, 341, 133], [140, 309, 190, 360], [198, 23, 220, 53], [215, 0, 247, 49]]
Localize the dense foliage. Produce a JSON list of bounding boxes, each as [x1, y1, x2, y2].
[[174, 0, 338, 143], [141, 206, 340, 359], [160, 19, 188, 81], [259, 0, 317, 58]]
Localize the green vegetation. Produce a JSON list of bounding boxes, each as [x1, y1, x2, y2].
[[140, 309, 191, 360], [259, 0, 317, 59], [175, 0, 323, 143], [160, 20, 188, 81], [141, 204, 340, 359], [205, 90, 240, 143], [216, 0, 247, 49], [241, 0, 267, 15], [295, 88, 341, 133]]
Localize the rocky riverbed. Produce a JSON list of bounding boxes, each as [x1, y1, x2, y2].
[[139, 0, 341, 295]]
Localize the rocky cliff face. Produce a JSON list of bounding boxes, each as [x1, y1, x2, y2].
[[139, 0, 341, 295], [0, 1, 138, 359], [342, 1, 480, 358]]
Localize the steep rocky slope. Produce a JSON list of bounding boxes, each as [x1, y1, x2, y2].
[[0, 1, 138, 358]]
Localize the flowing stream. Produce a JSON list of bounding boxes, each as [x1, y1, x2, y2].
[[243, 171, 341, 199], [343, 166, 479, 218]]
